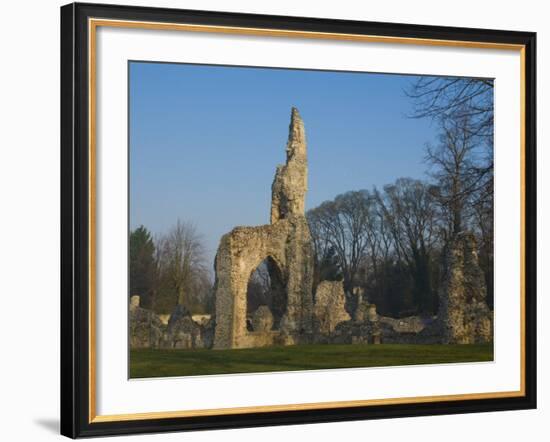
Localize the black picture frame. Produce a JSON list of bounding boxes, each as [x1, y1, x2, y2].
[[60, 2, 537, 438]]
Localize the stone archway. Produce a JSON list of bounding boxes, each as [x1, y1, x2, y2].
[[213, 108, 314, 349]]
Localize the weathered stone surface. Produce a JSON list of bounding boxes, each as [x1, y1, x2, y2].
[[271, 107, 308, 224], [165, 304, 214, 349], [354, 295, 377, 323], [213, 108, 314, 349], [314, 280, 351, 335], [165, 304, 199, 349], [438, 232, 493, 344], [129, 299, 165, 349], [251, 306, 274, 332], [367, 304, 378, 322], [329, 320, 379, 345], [201, 318, 216, 349], [129, 296, 216, 350]]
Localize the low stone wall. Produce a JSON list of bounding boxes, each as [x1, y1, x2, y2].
[[439, 232, 494, 344], [326, 320, 380, 345], [377, 315, 428, 334], [129, 302, 165, 349], [129, 297, 215, 350]]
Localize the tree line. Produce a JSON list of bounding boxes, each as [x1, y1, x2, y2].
[[307, 76, 494, 317]]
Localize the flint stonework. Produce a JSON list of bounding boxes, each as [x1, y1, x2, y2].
[[213, 108, 315, 349], [129, 296, 165, 349], [438, 232, 493, 344], [313, 280, 351, 335]]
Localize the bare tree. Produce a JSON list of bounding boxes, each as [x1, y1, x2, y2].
[[156, 219, 208, 307], [407, 76, 494, 140], [425, 114, 490, 238], [408, 76, 494, 309], [307, 206, 335, 283], [307, 191, 375, 293], [375, 178, 439, 313], [407, 75, 494, 232], [472, 184, 494, 308]]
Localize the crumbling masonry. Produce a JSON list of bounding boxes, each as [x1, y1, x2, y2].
[[213, 108, 315, 349], [438, 232, 493, 344]]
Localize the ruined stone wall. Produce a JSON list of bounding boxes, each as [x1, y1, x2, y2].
[[271, 107, 308, 224], [213, 223, 286, 349], [129, 296, 165, 349], [438, 231, 493, 344], [129, 296, 214, 350], [213, 108, 314, 349], [165, 304, 215, 349], [313, 280, 350, 335]]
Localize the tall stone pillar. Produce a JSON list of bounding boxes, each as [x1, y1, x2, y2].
[[213, 108, 314, 349], [438, 231, 493, 344]]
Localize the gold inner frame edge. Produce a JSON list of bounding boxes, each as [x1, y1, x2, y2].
[[87, 17, 527, 423]]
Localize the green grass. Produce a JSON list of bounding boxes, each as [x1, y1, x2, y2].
[[130, 344, 493, 378]]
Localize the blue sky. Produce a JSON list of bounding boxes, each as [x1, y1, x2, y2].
[[129, 61, 438, 265]]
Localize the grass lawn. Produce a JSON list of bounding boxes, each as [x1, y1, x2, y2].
[[130, 343, 493, 378]]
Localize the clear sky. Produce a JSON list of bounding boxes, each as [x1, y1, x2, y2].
[[129, 61, 439, 266]]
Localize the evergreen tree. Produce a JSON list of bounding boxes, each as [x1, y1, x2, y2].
[[129, 225, 156, 309]]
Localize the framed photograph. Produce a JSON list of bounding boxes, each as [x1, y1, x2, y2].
[[60, 2, 536, 438]]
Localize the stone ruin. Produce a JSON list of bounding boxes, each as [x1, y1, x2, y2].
[[165, 304, 215, 349], [313, 281, 350, 335], [438, 231, 493, 344], [129, 295, 164, 349], [324, 289, 381, 345], [213, 107, 315, 349], [376, 232, 493, 345], [129, 107, 493, 350], [129, 296, 214, 350]]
